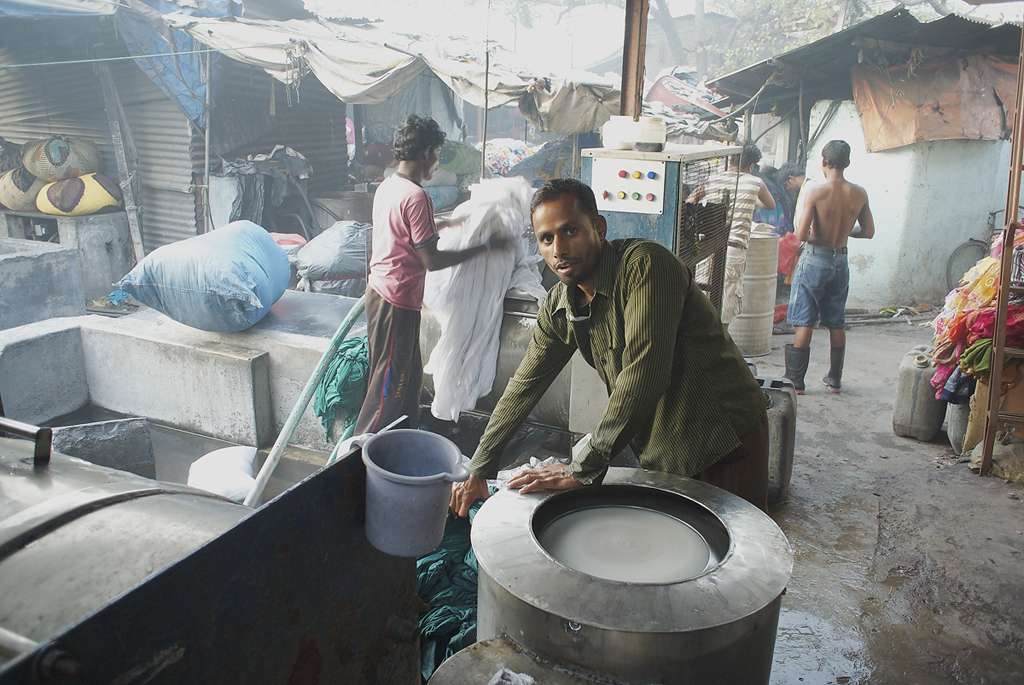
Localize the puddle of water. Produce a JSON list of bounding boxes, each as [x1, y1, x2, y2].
[[771, 608, 873, 684]]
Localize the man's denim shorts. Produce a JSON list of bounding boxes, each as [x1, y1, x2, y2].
[[787, 246, 849, 329]]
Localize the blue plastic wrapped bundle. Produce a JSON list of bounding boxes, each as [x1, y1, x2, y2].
[[117, 220, 290, 332]]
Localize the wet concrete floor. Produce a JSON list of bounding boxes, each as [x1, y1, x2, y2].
[[45, 317, 1024, 683], [755, 323, 1024, 684], [427, 322, 1024, 683]]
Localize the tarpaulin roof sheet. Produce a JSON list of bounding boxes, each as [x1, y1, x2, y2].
[[707, 7, 1022, 114], [163, 14, 621, 135], [0, 0, 117, 16]]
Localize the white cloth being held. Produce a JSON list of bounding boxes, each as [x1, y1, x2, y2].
[[423, 177, 545, 421]]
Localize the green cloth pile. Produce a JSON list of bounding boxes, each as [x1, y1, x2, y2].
[[312, 336, 369, 441], [417, 495, 490, 682], [960, 338, 994, 377]]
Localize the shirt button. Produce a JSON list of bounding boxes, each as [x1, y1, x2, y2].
[[601, 358, 607, 364]]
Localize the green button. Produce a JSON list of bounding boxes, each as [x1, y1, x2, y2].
[[631, 192, 640, 200]]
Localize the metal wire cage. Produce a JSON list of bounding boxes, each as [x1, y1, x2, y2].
[[675, 153, 739, 313]]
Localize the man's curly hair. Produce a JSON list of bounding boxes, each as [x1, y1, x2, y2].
[[393, 115, 446, 162]]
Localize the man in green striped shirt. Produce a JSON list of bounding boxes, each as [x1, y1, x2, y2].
[[450, 178, 769, 516]]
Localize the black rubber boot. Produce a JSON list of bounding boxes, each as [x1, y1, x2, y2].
[[822, 346, 845, 393], [784, 343, 810, 395]]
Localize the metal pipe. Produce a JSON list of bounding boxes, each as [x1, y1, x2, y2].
[[0, 626, 37, 657], [620, 0, 649, 119], [204, 48, 212, 234], [353, 104, 364, 163], [0, 417, 50, 467], [481, 1, 491, 183], [244, 295, 366, 507]]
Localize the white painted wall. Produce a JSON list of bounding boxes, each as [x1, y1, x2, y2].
[[804, 100, 1012, 309]]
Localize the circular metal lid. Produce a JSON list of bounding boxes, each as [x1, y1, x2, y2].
[[472, 467, 793, 633]]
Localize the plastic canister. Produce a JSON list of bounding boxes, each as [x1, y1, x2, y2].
[[892, 346, 946, 442], [760, 376, 797, 505], [361, 429, 469, 557], [634, 116, 667, 152], [601, 115, 636, 150]]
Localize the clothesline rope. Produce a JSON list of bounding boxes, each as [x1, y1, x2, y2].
[[0, 42, 289, 70]]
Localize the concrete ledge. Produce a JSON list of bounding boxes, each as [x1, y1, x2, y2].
[[0, 318, 88, 424], [0, 239, 86, 331], [56, 212, 136, 302], [81, 315, 272, 446], [116, 290, 366, 451], [0, 290, 364, 452]]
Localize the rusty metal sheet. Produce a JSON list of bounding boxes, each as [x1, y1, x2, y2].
[[851, 53, 1019, 152]]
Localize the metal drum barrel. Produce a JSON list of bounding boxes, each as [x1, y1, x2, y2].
[[730, 230, 779, 356], [0, 434, 248, 662], [466, 468, 793, 685]]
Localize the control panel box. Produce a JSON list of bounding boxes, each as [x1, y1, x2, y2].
[[591, 157, 666, 215]]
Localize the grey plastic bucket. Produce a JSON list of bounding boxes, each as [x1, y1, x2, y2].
[[361, 429, 469, 557]]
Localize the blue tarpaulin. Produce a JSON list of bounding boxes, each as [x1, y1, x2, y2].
[[0, 0, 233, 129], [114, 1, 237, 129], [114, 1, 213, 127]]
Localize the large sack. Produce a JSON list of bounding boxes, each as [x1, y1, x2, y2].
[[425, 185, 459, 210], [439, 140, 482, 175], [306, 277, 367, 298], [0, 166, 45, 211], [22, 136, 103, 182], [36, 172, 123, 216], [423, 167, 458, 188], [296, 220, 371, 282], [117, 220, 290, 333]]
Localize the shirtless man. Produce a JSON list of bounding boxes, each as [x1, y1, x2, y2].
[[784, 140, 875, 394]]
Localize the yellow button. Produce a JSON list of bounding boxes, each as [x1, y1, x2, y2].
[[617, 191, 626, 199], [632, 171, 641, 179]]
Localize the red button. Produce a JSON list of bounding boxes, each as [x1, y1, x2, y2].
[[646, 193, 655, 201], [618, 170, 627, 178], [602, 190, 610, 199]]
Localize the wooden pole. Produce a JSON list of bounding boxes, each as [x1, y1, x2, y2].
[[96, 62, 146, 262], [620, 0, 650, 119]]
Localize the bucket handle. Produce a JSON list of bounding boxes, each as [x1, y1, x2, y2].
[[445, 457, 470, 484]]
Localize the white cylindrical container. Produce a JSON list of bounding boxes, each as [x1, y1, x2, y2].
[[601, 115, 636, 149], [729, 230, 779, 356], [634, 116, 667, 152]]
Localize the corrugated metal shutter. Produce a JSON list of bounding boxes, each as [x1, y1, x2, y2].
[[212, 58, 349, 195], [114, 61, 198, 251], [0, 35, 116, 183], [0, 21, 196, 253]]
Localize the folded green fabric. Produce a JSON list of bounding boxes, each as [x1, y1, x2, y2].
[[417, 493, 491, 682], [960, 338, 993, 377], [312, 336, 369, 441]]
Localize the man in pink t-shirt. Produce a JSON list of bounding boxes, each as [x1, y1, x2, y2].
[[355, 115, 508, 433]]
